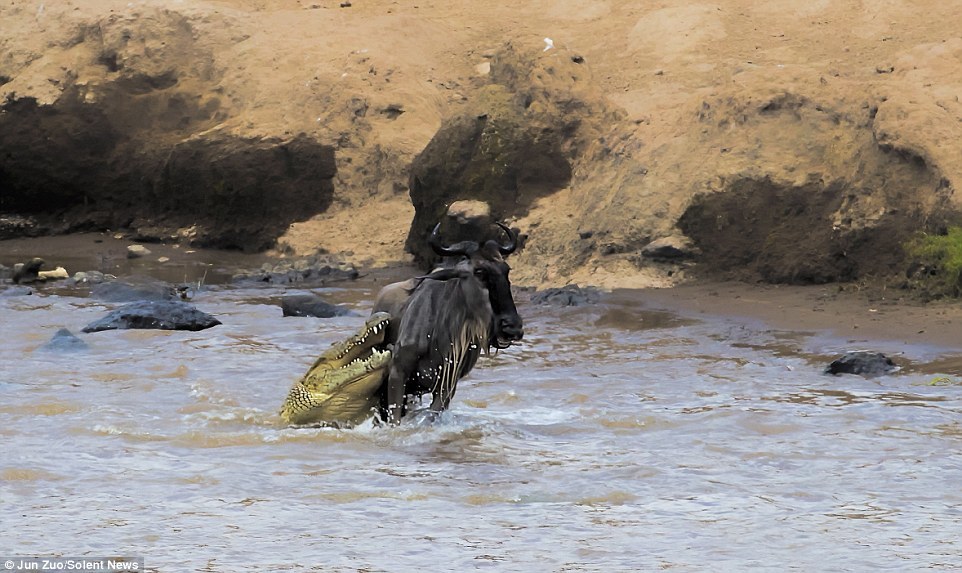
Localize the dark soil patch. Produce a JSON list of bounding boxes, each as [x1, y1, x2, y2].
[[678, 176, 934, 284]]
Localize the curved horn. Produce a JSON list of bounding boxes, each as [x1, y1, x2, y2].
[[428, 223, 470, 257], [495, 222, 517, 256]]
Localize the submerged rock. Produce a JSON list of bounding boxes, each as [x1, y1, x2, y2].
[[82, 300, 221, 332], [281, 294, 358, 318], [39, 328, 89, 352], [825, 351, 898, 377], [530, 285, 601, 306], [232, 257, 359, 286], [68, 271, 115, 286], [1, 286, 33, 296], [90, 277, 182, 302]]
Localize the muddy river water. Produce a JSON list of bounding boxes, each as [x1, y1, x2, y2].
[[2, 240, 961, 571]]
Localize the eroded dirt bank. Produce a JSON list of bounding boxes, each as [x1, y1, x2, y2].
[[2, 0, 962, 288]]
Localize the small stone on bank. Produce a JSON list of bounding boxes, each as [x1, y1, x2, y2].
[[127, 245, 152, 259], [641, 235, 698, 261]]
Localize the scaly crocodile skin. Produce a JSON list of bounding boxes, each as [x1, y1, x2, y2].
[[280, 312, 392, 427]]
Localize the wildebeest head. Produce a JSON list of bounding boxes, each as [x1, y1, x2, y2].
[[427, 222, 524, 349]]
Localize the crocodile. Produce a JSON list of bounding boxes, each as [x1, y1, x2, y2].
[[280, 312, 392, 427]]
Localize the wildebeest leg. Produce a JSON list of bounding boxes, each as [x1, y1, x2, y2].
[[427, 342, 481, 414], [382, 338, 424, 424], [383, 362, 409, 424], [428, 391, 453, 413]]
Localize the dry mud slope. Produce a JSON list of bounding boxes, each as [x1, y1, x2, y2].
[[2, 0, 961, 287]]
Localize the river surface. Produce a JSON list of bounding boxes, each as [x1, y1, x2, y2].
[[2, 245, 962, 571]]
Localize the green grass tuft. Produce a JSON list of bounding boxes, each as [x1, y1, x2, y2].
[[905, 226, 962, 297]]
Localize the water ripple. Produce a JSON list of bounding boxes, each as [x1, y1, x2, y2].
[[2, 288, 961, 570]]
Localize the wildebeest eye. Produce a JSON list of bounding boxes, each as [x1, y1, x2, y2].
[[474, 268, 487, 278]]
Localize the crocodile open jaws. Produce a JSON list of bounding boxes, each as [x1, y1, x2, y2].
[[280, 312, 392, 427]]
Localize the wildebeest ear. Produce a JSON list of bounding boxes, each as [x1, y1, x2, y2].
[[480, 240, 511, 262]]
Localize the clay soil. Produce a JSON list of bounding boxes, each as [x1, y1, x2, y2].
[[2, 0, 962, 354], [3, 231, 961, 373]]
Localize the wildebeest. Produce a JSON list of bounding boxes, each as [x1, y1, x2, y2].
[[372, 222, 524, 423]]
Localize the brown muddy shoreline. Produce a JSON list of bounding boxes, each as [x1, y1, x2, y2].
[[635, 281, 962, 351], [4, 233, 960, 373], [631, 282, 962, 376]]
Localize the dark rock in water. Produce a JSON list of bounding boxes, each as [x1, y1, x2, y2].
[[825, 351, 897, 376], [13, 257, 45, 284], [39, 328, 89, 352], [82, 300, 221, 332], [232, 257, 359, 286], [281, 294, 358, 317], [67, 271, 114, 286], [530, 285, 601, 307], [90, 277, 180, 302]]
